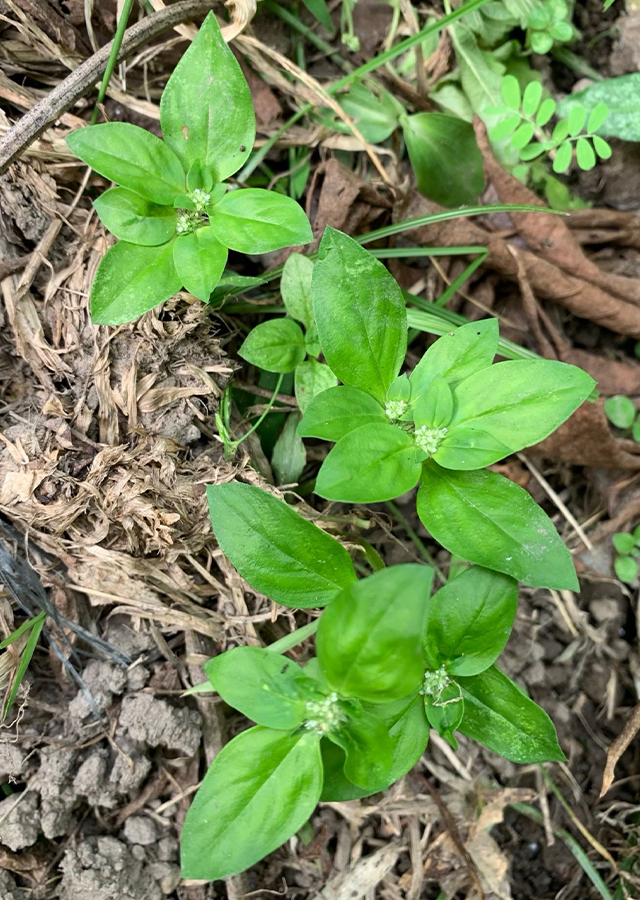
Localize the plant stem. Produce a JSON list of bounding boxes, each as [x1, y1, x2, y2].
[[267, 619, 319, 654], [90, 0, 135, 125], [229, 372, 285, 453]]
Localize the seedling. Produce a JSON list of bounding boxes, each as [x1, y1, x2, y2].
[[180, 482, 564, 881], [66, 13, 312, 324], [297, 227, 595, 588], [526, 0, 575, 54], [604, 395, 640, 442], [612, 528, 640, 584]]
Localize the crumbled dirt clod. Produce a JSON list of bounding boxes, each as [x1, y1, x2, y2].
[[118, 694, 201, 756], [0, 791, 40, 851], [123, 815, 157, 846], [60, 836, 165, 900]]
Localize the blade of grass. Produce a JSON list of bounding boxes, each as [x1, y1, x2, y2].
[[90, 0, 135, 124], [0, 610, 45, 649], [2, 610, 46, 720]]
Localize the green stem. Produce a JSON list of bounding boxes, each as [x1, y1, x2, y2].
[[90, 0, 135, 125], [267, 619, 319, 654], [265, 1, 350, 71], [229, 372, 285, 452], [237, 0, 492, 181]]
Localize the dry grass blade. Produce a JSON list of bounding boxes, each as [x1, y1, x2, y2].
[[600, 699, 640, 798]]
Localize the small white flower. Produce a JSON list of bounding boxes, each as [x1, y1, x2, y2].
[[303, 692, 345, 735], [385, 399, 408, 421], [190, 188, 211, 211], [414, 425, 448, 456]]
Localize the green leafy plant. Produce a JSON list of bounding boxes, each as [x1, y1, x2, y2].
[[488, 75, 611, 174], [559, 73, 640, 144], [526, 0, 575, 54], [238, 253, 338, 413], [180, 482, 564, 880], [66, 13, 312, 325], [604, 395, 640, 442], [297, 227, 594, 588], [612, 528, 640, 584]]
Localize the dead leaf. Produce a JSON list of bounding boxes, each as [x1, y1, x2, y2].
[[600, 699, 640, 797], [321, 841, 401, 900], [306, 159, 394, 242]]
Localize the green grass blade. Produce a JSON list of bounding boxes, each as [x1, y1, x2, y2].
[[3, 611, 46, 720], [0, 610, 46, 649]]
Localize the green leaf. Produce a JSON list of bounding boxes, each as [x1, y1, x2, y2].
[[567, 105, 587, 137], [281, 253, 314, 330], [511, 122, 535, 150], [612, 533, 635, 555], [319, 740, 373, 801], [402, 113, 485, 207], [272, 413, 306, 485], [491, 114, 522, 141], [604, 395, 635, 429], [529, 30, 553, 54], [587, 102, 609, 134], [172, 226, 227, 301], [93, 187, 177, 245], [576, 137, 596, 171], [301, 0, 333, 30], [417, 464, 579, 590], [315, 423, 422, 503], [160, 11, 255, 179], [518, 141, 551, 161], [181, 727, 322, 880], [552, 140, 573, 173], [316, 81, 402, 144], [294, 360, 338, 414], [559, 74, 638, 141], [312, 227, 407, 404], [437, 359, 595, 468], [458, 666, 565, 763], [552, 119, 570, 143], [239, 318, 307, 373], [210, 189, 312, 253], [550, 20, 573, 41], [316, 564, 434, 702], [206, 482, 356, 608], [593, 135, 612, 159], [522, 80, 543, 116], [413, 377, 453, 429], [304, 323, 321, 359], [615, 555, 638, 583], [328, 703, 394, 791], [424, 682, 464, 748], [386, 694, 430, 782], [2, 611, 45, 720], [66, 123, 185, 205], [410, 318, 498, 397], [298, 385, 386, 441], [423, 566, 518, 676], [186, 159, 214, 192], [205, 647, 319, 730], [536, 96, 556, 126], [501, 74, 521, 111], [632, 417, 640, 443], [90, 241, 181, 325]]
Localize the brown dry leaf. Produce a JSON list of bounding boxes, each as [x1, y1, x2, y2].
[[306, 158, 394, 242], [320, 841, 402, 900], [600, 699, 640, 797], [531, 400, 640, 469], [396, 190, 640, 338]]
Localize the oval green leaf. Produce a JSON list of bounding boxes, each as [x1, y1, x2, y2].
[[297, 385, 385, 441], [410, 318, 498, 397], [417, 464, 579, 590], [206, 482, 356, 608], [172, 226, 228, 301], [93, 187, 177, 245], [281, 253, 314, 330], [239, 318, 307, 373], [294, 360, 339, 415], [181, 727, 322, 880], [209, 189, 313, 253], [67, 123, 185, 205]]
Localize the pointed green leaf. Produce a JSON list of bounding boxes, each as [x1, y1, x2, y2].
[[206, 482, 356, 608], [328, 703, 394, 791], [410, 318, 498, 397], [458, 666, 565, 762], [160, 11, 255, 179], [413, 376, 453, 429], [172, 226, 227, 301], [298, 385, 385, 441], [90, 241, 181, 324], [181, 727, 322, 880], [417, 464, 579, 589], [312, 228, 407, 404], [423, 566, 518, 676], [281, 253, 314, 330], [272, 413, 306, 485], [67, 123, 185, 205], [210, 189, 312, 253], [205, 647, 320, 730], [317, 564, 434, 702]]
